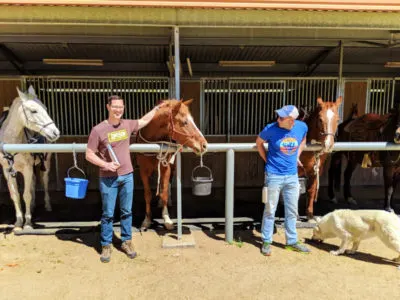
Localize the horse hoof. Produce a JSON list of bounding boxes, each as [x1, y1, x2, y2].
[[385, 207, 394, 213], [329, 197, 338, 204], [164, 222, 174, 230], [347, 197, 357, 206], [24, 225, 33, 230], [13, 226, 22, 232], [141, 219, 151, 230]]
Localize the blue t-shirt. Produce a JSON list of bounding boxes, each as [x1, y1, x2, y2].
[[259, 120, 308, 175]]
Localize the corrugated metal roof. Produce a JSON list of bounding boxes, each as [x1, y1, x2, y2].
[[1, 42, 399, 76], [1, 1, 400, 12], [6, 43, 168, 62]]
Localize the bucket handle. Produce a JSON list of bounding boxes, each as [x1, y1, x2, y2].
[[67, 142, 86, 179], [191, 165, 213, 180]]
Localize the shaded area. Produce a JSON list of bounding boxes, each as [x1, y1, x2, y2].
[[0, 186, 399, 227]]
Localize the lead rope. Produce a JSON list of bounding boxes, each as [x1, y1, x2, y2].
[[138, 130, 183, 195]]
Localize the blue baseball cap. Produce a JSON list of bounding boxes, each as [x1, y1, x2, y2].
[[275, 105, 299, 119]]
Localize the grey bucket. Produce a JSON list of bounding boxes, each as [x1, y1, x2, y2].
[[191, 165, 213, 196], [299, 177, 307, 194]]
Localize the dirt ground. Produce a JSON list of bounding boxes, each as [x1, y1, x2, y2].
[[1, 226, 400, 300]]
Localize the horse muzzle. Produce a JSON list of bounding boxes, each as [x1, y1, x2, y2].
[[394, 132, 400, 144], [43, 128, 60, 142]]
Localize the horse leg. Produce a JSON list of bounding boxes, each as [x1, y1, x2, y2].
[[391, 168, 400, 212], [160, 164, 174, 230], [140, 168, 153, 230], [343, 158, 357, 206], [2, 168, 23, 229], [383, 165, 394, 212], [328, 152, 341, 203], [40, 153, 52, 212], [306, 176, 317, 220], [30, 171, 36, 215], [22, 164, 35, 229]]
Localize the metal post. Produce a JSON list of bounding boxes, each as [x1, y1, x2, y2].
[[225, 149, 234, 243], [176, 151, 182, 240], [174, 26, 180, 100], [337, 41, 344, 120]]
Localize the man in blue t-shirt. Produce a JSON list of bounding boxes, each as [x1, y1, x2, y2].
[[256, 104, 311, 256]]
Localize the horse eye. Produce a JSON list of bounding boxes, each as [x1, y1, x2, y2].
[[183, 120, 188, 126], [31, 110, 38, 114]]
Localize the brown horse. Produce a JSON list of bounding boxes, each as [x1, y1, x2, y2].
[[298, 97, 343, 219], [136, 99, 208, 230], [327, 106, 400, 212]]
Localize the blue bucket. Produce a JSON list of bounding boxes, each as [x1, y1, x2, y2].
[[65, 166, 89, 199]]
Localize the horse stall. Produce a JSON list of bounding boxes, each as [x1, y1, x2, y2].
[[1, 74, 400, 230]]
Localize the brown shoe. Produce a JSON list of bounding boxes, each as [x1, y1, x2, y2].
[[100, 245, 112, 263], [121, 240, 137, 259]]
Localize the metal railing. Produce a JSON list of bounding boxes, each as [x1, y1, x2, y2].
[[3, 142, 400, 242]]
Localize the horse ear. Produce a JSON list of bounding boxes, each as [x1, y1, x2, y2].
[[183, 99, 193, 106], [335, 96, 343, 106], [317, 97, 324, 106], [16, 87, 26, 101], [28, 85, 37, 97]]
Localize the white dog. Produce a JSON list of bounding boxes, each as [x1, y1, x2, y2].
[[311, 209, 400, 262]]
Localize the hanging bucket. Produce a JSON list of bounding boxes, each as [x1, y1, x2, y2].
[[191, 165, 213, 196], [65, 144, 88, 199], [65, 166, 89, 199]]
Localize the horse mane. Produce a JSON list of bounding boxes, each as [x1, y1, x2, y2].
[[0, 97, 22, 133], [305, 105, 322, 139]]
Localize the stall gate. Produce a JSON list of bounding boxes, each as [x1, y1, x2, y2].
[[200, 77, 340, 137], [22, 77, 171, 136]]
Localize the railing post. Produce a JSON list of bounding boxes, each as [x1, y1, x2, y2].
[[225, 149, 234, 243], [176, 151, 182, 240]]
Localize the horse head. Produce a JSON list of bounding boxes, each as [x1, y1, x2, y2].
[[152, 99, 208, 155], [387, 104, 400, 144], [350, 103, 359, 119], [16, 86, 60, 142], [314, 96, 342, 153]]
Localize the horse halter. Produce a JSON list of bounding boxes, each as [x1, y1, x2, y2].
[[168, 109, 196, 144], [21, 102, 54, 135]]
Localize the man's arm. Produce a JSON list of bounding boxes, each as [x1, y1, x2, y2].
[[298, 137, 306, 158], [256, 136, 267, 163], [85, 148, 120, 172], [137, 102, 168, 130], [297, 137, 307, 167]]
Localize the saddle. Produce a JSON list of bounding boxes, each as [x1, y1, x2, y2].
[[344, 113, 390, 142]]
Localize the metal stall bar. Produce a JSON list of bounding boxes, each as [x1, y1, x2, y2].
[[4, 141, 400, 243]]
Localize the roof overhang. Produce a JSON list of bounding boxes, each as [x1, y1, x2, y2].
[[1, 1, 400, 12]]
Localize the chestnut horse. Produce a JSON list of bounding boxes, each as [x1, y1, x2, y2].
[[298, 97, 342, 219], [327, 106, 400, 212], [136, 99, 208, 230]]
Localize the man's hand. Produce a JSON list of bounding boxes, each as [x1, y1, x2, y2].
[[155, 101, 168, 110], [297, 158, 303, 168], [103, 162, 120, 172]]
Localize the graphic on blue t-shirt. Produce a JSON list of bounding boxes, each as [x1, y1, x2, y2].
[[259, 120, 308, 175], [280, 137, 299, 155]]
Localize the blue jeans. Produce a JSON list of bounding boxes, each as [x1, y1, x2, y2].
[[261, 173, 300, 245], [99, 173, 134, 246]]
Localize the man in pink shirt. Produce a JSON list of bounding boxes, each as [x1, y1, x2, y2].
[[86, 95, 165, 263]]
